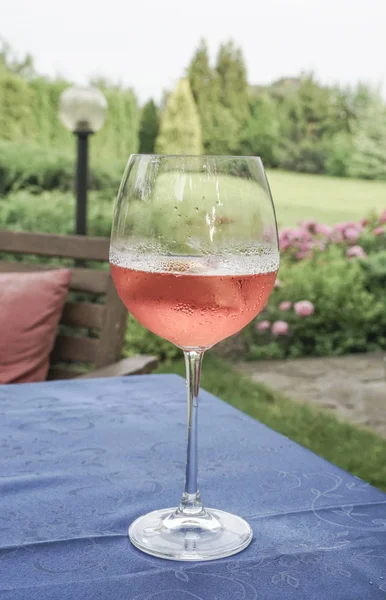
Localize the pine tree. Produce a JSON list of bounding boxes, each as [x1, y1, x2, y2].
[[139, 99, 159, 153], [155, 79, 202, 154], [216, 41, 249, 125], [188, 39, 214, 104], [187, 40, 240, 155]]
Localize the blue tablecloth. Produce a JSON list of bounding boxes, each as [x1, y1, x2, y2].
[[0, 374, 386, 599]]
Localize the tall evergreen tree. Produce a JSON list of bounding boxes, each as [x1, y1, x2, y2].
[[188, 39, 214, 104], [188, 40, 240, 155], [139, 99, 159, 153], [155, 79, 202, 155], [216, 41, 249, 124]]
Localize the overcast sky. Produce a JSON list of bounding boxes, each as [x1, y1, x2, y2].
[[2, 0, 386, 102]]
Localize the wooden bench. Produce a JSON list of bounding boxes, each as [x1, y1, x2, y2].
[[0, 230, 158, 379]]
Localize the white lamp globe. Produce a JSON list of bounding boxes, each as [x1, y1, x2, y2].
[[59, 85, 107, 133]]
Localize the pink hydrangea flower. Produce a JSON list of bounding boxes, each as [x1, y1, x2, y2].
[[374, 226, 384, 236], [313, 239, 327, 251], [346, 245, 367, 259], [279, 239, 291, 251], [294, 300, 315, 317], [334, 222, 348, 233], [315, 223, 332, 237], [329, 229, 344, 243], [256, 320, 271, 332], [271, 320, 289, 336], [344, 227, 360, 243], [280, 227, 291, 237], [279, 301, 292, 311], [360, 218, 368, 227], [303, 219, 317, 231], [289, 228, 309, 241]]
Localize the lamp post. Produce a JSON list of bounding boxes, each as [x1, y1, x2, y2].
[[59, 86, 107, 235]]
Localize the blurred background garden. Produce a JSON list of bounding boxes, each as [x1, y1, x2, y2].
[[2, 0, 386, 488], [2, 33, 386, 363]]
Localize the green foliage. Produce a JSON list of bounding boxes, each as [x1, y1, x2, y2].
[[239, 95, 281, 166], [0, 38, 35, 78], [157, 355, 386, 490], [95, 87, 139, 162], [202, 104, 240, 155], [29, 77, 69, 148], [3, 187, 386, 366], [324, 132, 354, 177], [247, 74, 386, 180], [0, 140, 122, 195], [0, 189, 113, 236], [124, 315, 180, 361], [139, 99, 159, 153], [274, 75, 346, 174], [187, 39, 244, 155], [155, 79, 202, 154], [245, 248, 385, 360], [0, 63, 139, 164], [188, 39, 214, 105], [359, 250, 386, 344], [216, 41, 249, 125], [0, 141, 73, 194], [280, 138, 327, 174], [0, 69, 36, 141], [187, 43, 386, 179], [360, 249, 386, 290], [347, 93, 386, 180], [2, 37, 386, 180], [279, 75, 347, 142]]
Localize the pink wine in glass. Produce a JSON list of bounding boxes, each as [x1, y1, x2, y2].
[[110, 254, 277, 348]]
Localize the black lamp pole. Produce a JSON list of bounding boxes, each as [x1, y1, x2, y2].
[[74, 130, 92, 236]]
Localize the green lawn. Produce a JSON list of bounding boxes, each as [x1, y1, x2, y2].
[[1, 170, 386, 235], [267, 169, 386, 226], [156, 355, 386, 490]]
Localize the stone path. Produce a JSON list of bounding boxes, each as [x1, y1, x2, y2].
[[235, 353, 386, 438]]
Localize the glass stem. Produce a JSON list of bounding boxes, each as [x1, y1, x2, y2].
[[179, 350, 205, 515]]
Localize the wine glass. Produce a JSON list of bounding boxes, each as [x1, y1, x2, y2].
[[110, 154, 279, 561]]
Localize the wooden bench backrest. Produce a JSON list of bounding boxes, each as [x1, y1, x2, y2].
[[0, 230, 127, 379]]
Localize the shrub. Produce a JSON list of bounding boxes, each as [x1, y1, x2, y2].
[[0, 140, 123, 195], [0, 69, 36, 141], [280, 139, 327, 174], [123, 315, 180, 361], [246, 247, 384, 359], [3, 191, 386, 363], [0, 190, 113, 236], [325, 132, 354, 177], [239, 212, 386, 360], [0, 67, 140, 164]]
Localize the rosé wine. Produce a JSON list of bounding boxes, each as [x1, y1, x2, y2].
[[110, 254, 278, 349]]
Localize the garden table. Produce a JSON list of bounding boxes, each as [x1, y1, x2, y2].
[[1, 375, 385, 599]]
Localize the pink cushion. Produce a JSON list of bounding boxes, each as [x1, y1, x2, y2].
[[0, 270, 71, 384]]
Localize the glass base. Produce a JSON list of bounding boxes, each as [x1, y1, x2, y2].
[[129, 507, 253, 561]]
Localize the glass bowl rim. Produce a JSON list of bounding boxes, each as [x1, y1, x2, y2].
[[129, 153, 263, 161]]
